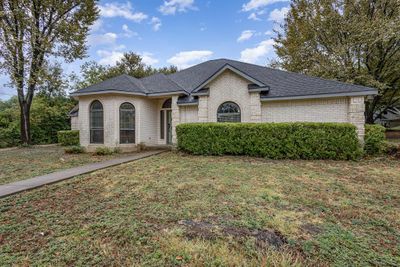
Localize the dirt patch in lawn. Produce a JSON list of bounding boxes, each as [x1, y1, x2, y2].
[[178, 219, 287, 250]]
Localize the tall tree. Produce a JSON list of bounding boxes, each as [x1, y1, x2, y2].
[[73, 52, 178, 90], [0, 0, 98, 144], [273, 0, 400, 123]]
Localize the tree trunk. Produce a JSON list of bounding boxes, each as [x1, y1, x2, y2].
[[19, 101, 31, 145]]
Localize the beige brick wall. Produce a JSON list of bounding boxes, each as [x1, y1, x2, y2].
[[70, 116, 78, 130], [261, 98, 349, 123], [180, 105, 198, 123], [77, 94, 159, 151], [198, 96, 208, 122], [348, 96, 366, 141]]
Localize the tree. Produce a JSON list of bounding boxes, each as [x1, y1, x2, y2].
[[36, 62, 70, 98], [273, 0, 400, 123], [0, 0, 99, 144], [73, 52, 178, 90]]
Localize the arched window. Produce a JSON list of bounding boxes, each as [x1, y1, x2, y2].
[[162, 98, 171, 109], [90, 100, 104, 143], [217, 102, 241, 122], [120, 102, 135, 144]]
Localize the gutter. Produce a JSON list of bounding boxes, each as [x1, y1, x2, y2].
[[260, 90, 378, 101]]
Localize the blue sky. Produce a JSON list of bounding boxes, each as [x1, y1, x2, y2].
[[0, 0, 290, 99]]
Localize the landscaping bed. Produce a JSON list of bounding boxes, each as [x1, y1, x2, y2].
[[0, 152, 399, 266]]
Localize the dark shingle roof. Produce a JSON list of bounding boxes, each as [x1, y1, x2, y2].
[[71, 58, 377, 98], [168, 59, 377, 98], [140, 73, 185, 94], [74, 74, 146, 95]]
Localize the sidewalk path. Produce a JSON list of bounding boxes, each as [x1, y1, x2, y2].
[[0, 150, 166, 198]]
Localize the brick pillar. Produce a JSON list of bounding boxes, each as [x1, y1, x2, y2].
[[250, 92, 262, 122], [198, 96, 208, 122], [171, 95, 180, 144], [348, 96, 365, 142]]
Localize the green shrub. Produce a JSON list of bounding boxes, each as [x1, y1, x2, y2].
[[364, 124, 386, 155], [64, 145, 85, 154], [176, 122, 362, 160], [57, 130, 79, 146], [95, 147, 114, 156]]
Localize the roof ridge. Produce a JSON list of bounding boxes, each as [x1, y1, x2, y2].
[[163, 75, 187, 93], [123, 74, 146, 91]]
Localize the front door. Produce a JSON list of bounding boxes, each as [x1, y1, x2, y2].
[[166, 110, 172, 144]]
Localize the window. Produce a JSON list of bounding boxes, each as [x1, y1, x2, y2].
[[217, 101, 241, 122], [120, 102, 135, 144], [162, 98, 171, 109], [90, 100, 104, 143], [160, 98, 171, 140]]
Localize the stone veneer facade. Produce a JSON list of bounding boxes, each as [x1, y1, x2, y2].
[[74, 69, 367, 151]]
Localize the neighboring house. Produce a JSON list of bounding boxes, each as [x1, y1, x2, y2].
[[375, 107, 400, 128], [70, 59, 377, 152]]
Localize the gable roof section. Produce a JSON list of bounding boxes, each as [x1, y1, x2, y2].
[[71, 58, 377, 98], [191, 64, 268, 92]]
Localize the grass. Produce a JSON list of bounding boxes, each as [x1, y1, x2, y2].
[[0, 152, 399, 266], [0, 145, 127, 185], [387, 138, 400, 144]]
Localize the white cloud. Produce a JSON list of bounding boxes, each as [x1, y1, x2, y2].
[[268, 7, 289, 23], [99, 2, 148, 22], [237, 30, 255, 42], [141, 52, 159, 66], [167, 50, 213, 69], [248, 12, 261, 21], [90, 19, 103, 32], [240, 39, 275, 63], [122, 24, 138, 37], [88, 32, 118, 46], [150, 17, 162, 31], [242, 0, 288, 12], [159, 0, 196, 15], [97, 50, 124, 65], [265, 30, 273, 35]]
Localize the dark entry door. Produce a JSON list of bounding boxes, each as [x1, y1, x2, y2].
[[166, 110, 172, 144]]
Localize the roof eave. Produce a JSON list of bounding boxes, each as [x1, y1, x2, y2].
[[260, 90, 378, 101], [177, 101, 198, 106], [70, 90, 188, 97], [70, 90, 147, 97]]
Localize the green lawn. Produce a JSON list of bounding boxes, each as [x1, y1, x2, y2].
[[0, 152, 399, 266], [0, 145, 129, 185]]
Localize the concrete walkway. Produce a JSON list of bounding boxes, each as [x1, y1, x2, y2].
[[0, 149, 166, 198]]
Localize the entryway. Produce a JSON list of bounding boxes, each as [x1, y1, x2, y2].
[[160, 98, 172, 145]]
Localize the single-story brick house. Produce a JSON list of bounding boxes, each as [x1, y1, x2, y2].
[[70, 58, 377, 152]]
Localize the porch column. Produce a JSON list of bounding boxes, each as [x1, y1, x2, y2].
[[250, 92, 262, 122], [348, 96, 365, 142], [198, 96, 209, 122], [171, 95, 180, 144]]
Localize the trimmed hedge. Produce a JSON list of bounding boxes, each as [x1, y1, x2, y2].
[[177, 122, 362, 160], [57, 130, 79, 146], [364, 124, 386, 155]]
